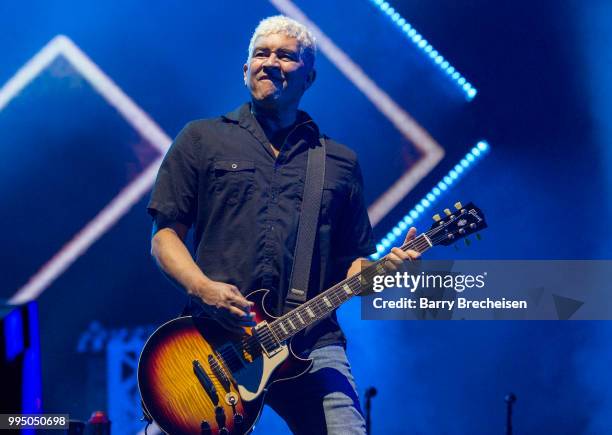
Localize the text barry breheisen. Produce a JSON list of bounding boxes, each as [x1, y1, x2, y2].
[[372, 297, 528, 310]]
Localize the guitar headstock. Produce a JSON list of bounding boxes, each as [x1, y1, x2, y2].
[[428, 201, 487, 246]]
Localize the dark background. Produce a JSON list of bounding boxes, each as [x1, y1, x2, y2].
[[1, 0, 610, 433]]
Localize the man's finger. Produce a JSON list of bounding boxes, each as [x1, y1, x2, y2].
[[228, 288, 252, 308], [404, 227, 417, 244], [406, 249, 421, 260], [227, 305, 249, 318], [391, 247, 410, 260]]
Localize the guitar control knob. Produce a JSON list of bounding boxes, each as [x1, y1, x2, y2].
[[215, 406, 226, 428], [219, 428, 229, 435], [200, 421, 212, 435]]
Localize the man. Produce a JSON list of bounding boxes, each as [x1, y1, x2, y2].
[[147, 15, 419, 434]]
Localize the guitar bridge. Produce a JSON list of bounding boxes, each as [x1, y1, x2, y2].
[[254, 321, 283, 357]]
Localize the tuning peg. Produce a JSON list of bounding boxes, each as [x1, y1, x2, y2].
[[444, 208, 452, 216], [476, 234, 482, 241], [464, 238, 471, 246], [454, 201, 463, 210], [433, 214, 441, 222]]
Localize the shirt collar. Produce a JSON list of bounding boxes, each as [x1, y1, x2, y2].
[[222, 102, 321, 143]]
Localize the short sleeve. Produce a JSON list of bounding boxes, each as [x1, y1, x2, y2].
[[335, 159, 376, 265], [147, 122, 200, 226]]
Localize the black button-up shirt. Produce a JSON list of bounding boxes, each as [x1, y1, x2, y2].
[[147, 103, 375, 350]]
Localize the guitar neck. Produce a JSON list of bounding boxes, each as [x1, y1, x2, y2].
[[268, 233, 434, 342]]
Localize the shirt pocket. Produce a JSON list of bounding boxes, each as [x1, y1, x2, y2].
[[213, 159, 255, 206], [320, 181, 347, 224]]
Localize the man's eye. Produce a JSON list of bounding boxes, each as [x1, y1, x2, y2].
[[254, 51, 267, 58]]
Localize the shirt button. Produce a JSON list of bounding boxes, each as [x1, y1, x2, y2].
[[231, 163, 238, 169]]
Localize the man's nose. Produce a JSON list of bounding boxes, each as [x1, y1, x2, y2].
[[263, 53, 280, 68]]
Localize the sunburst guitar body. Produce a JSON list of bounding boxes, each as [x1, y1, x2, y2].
[[138, 289, 310, 435]]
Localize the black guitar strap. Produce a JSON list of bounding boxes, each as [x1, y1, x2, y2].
[[284, 136, 326, 313]]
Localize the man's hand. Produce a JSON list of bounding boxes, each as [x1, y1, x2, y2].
[[385, 226, 420, 270], [189, 279, 256, 331]]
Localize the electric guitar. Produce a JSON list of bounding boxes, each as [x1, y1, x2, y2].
[[138, 201, 487, 434]]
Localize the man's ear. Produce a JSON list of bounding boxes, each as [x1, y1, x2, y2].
[[243, 63, 248, 86], [305, 68, 317, 90]]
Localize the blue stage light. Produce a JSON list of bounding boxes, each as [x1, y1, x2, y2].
[[477, 141, 489, 151], [370, 141, 490, 260], [369, 0, 477, 100]]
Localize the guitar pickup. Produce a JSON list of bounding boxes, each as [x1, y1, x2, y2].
[[254, 322, 283, 357], [208, 354, 231, 392], [193, 360, 219, 405]]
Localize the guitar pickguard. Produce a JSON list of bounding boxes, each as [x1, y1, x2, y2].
[[234, 344, 289, 401]]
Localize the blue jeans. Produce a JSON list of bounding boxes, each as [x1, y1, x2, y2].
[[264, 345, 367, 435]]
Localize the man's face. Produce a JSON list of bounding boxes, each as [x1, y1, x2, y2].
[[244, 33, 315, 109]]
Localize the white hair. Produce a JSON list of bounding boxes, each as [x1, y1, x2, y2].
[[247, 15, 317, 69]]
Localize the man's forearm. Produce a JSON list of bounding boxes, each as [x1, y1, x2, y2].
[[151, 228, 210, 295]]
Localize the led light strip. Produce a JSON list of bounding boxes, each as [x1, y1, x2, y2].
[[370, 141, 489, 260], [369, 0, 477, 100], [4, 35, 171, 305]]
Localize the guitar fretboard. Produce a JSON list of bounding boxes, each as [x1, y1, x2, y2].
[[268, 233, 434, 342]]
